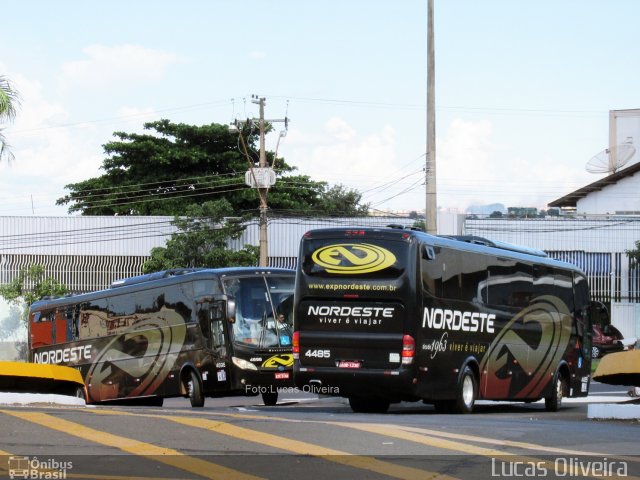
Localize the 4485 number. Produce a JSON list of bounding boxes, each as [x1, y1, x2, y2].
[[304, 349, 331, 358]]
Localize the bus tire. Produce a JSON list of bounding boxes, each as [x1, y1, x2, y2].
[[454, 366, 477, 414], [544, 373, 566, 412], [187, 370, 205, 408], [591, 346, 601, 359], [262, 391, 278, 406], [348, 396, 390, 413]]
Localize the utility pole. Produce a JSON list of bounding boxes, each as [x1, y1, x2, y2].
[[234, 96, 288, 267], [426, 0, 437, 234], [256, 96, 269, 267]]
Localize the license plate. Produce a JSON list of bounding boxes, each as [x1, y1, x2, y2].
[[337, 360, 361, 369], [274, 372, 290, 380]]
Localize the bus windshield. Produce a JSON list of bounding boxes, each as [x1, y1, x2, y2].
[[223, 275, 294, 349]]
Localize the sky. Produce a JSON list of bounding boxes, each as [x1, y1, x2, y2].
[[1, 0, 640, 217]]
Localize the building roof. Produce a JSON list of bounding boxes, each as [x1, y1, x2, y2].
[[548, 161, 640, 208]]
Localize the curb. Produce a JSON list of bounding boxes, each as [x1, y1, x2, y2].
[[588, 402, 640, 420]]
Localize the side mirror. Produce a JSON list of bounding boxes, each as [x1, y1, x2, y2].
[[589, 300, 610, 327], [422, 245, 435, 260], [226, 296, 236, 323]]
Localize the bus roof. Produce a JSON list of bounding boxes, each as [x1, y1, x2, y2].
[[109, 266, 293, 288], [29, 267, 294, 310], [301, 226, 584, 274]]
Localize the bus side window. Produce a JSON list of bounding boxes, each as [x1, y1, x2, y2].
[[30, 309, 56, 349], [421, 245, 441, 298], [487, 262, 533, 308], [197, 304, 211, 347], [211, 318, 226, 349], [65, 306, 79, 341]]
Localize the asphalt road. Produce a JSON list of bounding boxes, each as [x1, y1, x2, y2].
[[0, 383, 638, 480]]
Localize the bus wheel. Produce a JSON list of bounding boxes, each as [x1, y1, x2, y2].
[[454, 366, 477, 414], [591, 346, 601, 359], [262, 391, 278, 406], [187, 371, 205, 408], [348, 397, 390, 413], [544, 374, 566, 412]]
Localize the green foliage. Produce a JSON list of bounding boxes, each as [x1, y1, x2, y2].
[[0, 75, 20, 163], [0, 265, 68, 307], [142, 199, 259, 273], [57, 119, 368, 217], [626, 240, 640, 267], [314, 184, 369, 216], [0, 266, 68, 332]]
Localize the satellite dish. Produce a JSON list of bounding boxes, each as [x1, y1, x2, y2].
[[586, 143, 636, 174]]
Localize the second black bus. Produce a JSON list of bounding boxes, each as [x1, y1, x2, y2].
[[294, 227, 594, 413], [30, 267, 295, 407]]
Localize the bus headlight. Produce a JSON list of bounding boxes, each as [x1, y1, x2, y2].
[[232, 356, 258, 371]]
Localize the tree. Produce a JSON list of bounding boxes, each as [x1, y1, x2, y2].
[[142, 199, 259, 273], [0, 265, 68, 310], [315, 184, 369, 216], [57, 119, 368, 217], [0, 265, 68, 352], [0, 75, 20, 162], [626, 240, 640, 267]]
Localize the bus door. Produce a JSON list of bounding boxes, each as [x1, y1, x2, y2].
[[196, 298, 231, 392]]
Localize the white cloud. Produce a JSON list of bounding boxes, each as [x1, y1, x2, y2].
[[279, 117, 405, 210], [249, 51, 266, 60], [0, 72, 106, 214], [284, 117, 396, 182], [437, 118, 590, 212], [58, 44, 180, 90]]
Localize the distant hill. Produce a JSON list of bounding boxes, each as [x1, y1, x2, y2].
[[465, 203, 506, 215]]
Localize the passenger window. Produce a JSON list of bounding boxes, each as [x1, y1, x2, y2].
[[487, 262, 533, 308]]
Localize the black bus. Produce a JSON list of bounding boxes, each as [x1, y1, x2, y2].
[[293, 227, 594, 413], [29, 267, 295, 407]]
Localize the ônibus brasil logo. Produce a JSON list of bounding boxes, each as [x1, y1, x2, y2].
[[311, 243, 396, 274]]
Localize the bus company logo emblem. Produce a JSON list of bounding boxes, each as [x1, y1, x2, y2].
[[311, 243, 396, 274], [262, 354, 294, 368], [86, 314, 186, 403], [479, 295, 572, 399]]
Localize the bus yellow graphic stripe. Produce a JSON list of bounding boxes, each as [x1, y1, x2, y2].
[[311, 243, 396, 274], [158, 414, 458, 480], [0, 410, 263, 480]]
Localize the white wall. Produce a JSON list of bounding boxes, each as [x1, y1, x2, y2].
[[577, 173, 640, 214]]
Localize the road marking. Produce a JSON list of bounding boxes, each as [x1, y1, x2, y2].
[[0, 410, 263, 480], [69, 407, 640, 478], [0, 448, 191, 480], [91, 408, 640, 462], [329, 422, 640, 479], [395, 424, 639, 460], [157, 414, 459, 480]]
